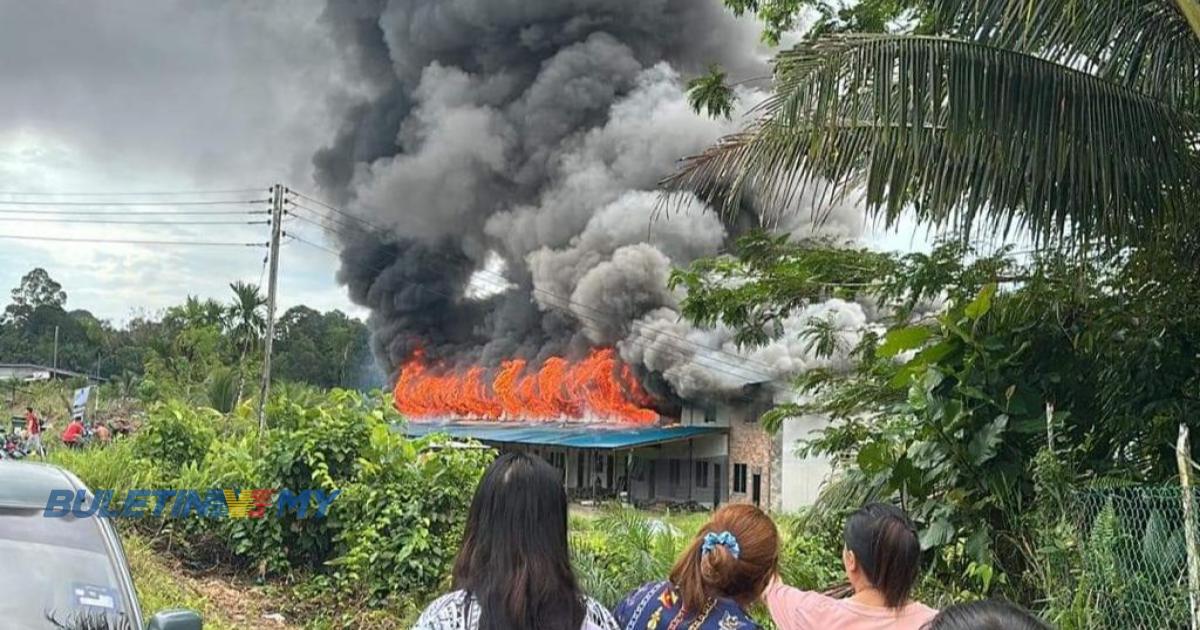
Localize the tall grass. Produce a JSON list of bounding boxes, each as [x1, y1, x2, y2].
[[46, 438, 161, 499], [570, 508, 842, 612]]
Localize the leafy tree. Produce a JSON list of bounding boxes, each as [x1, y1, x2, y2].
[[675, 0, 1200, 249], [163, 296, 225, 332], [675, 233, 1200, 598], [273, 306, 372, 389], [669, 231, 899, 347], [3, 267, 67, 326], [725, 0, 924, 45], [0, 267, 370, 394]]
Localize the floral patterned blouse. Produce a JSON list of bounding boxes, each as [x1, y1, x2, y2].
[[413, 589, 620, 630], [614, 581, 760, 630]]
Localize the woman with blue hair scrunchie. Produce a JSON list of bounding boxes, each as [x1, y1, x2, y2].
[[613, 504, 779, 629]]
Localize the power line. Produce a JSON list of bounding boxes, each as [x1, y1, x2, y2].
[[0, 188, 262, 197], [0, 209, 266, 216], [256, 251, 270, 289], [286, 189, 386, 233], [0, 199, 268, 207], [0, 217, 270, 226], [288, 202, 365, 234], [285, 209, 357, 235], [0, 234, 267, 247], [285, 233, 339, 255]]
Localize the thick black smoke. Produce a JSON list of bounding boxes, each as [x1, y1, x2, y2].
[[314, 0, 870, 400]]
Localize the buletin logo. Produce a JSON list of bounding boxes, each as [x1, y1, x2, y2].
[[43, 488, 341, 519]]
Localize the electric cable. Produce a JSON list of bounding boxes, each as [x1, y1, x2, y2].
[[0, 234, 267, 247]]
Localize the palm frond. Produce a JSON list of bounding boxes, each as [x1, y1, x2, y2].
[[663, 35, 1200, 248], [927, 0, 1200, 110], [687, 65, 737, 119]]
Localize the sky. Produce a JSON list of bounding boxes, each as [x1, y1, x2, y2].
[[0, 0, 361, 323], [0, 0, 933, 326]]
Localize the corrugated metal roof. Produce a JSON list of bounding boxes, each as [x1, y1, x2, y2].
[[403, 421, 724, 449]]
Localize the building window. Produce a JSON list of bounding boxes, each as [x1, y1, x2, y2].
[[695, 461, 709, 488], [703, 405, 717, 424], [733, 463, 748, 494], [669, 459, 681, 486]]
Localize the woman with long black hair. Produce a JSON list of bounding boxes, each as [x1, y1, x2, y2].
[[764, 502, 936, 630], [413, 451, 619, 630]]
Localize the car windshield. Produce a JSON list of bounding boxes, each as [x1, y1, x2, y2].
[[0, 508, 134, 629]]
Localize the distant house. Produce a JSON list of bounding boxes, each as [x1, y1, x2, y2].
[[0, 363, 106, 384]]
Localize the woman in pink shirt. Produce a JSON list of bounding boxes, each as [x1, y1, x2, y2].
[[763, 503, 937, 630]]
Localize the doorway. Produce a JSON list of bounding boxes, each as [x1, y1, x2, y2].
[[648, 461, 657, 500], [751, 473, 762, 507], [713, 463, 722, 507]]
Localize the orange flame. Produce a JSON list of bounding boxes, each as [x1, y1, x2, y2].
[[393, 348, 658, 424]]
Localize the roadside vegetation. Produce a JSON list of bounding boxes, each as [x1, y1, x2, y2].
[[2, 1, 1198, 628]]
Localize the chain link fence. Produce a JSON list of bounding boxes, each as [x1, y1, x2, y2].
[[1069, 486, 1196, 629]]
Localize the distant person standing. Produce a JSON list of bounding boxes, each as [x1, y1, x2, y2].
[[93, 422, 112, 446], [24, 406, 45, 457]]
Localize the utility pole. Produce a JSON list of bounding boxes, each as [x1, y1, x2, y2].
[[52, 325, 59, 371], [256, 184, 284, 430]]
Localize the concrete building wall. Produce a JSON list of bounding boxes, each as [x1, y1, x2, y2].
[[0, 365, 50, 381], [628, 455, 725, 506], [680, 402, 733, 428], [628, 434, 727, 506], [778, 414, 833, 511]]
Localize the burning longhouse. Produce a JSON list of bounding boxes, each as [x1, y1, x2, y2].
[[311, 0, 868, 510]]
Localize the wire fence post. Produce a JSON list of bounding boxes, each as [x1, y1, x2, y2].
[[1177, 424, 1200, 630]]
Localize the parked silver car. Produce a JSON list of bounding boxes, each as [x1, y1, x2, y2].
[[0, 461, 201, 629]]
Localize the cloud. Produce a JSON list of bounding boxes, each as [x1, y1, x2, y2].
[[0, 0, 360, 322]]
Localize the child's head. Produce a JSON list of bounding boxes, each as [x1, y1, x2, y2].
[[670, 503, 779, 611], [923, 600, 1051, 630], [842, 502, 922, 608]]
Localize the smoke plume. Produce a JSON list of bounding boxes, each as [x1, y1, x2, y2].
[[314, 0, 868, 404]]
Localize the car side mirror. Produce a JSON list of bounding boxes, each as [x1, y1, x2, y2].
[[146, 609, 202, 630]]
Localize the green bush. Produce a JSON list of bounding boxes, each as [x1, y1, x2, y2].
[[570, 509, 687, 608], [205, 367, 237, 413], [328, 424, 491, 601], [776, 517, 841, 591], [132, 400, 219, 472], [109, 389, 491, 613]]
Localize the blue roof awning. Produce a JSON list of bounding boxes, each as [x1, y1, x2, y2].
[[403, 421, 724, 450]]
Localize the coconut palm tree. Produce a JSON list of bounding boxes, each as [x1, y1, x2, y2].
[[226, 281, 266, 406], [667, 0, 1200, 249], [164, 295, 226, 331]]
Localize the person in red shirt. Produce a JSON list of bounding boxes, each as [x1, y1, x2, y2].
[[24, 406, 45, 457], [61, 416, 85, 448]]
